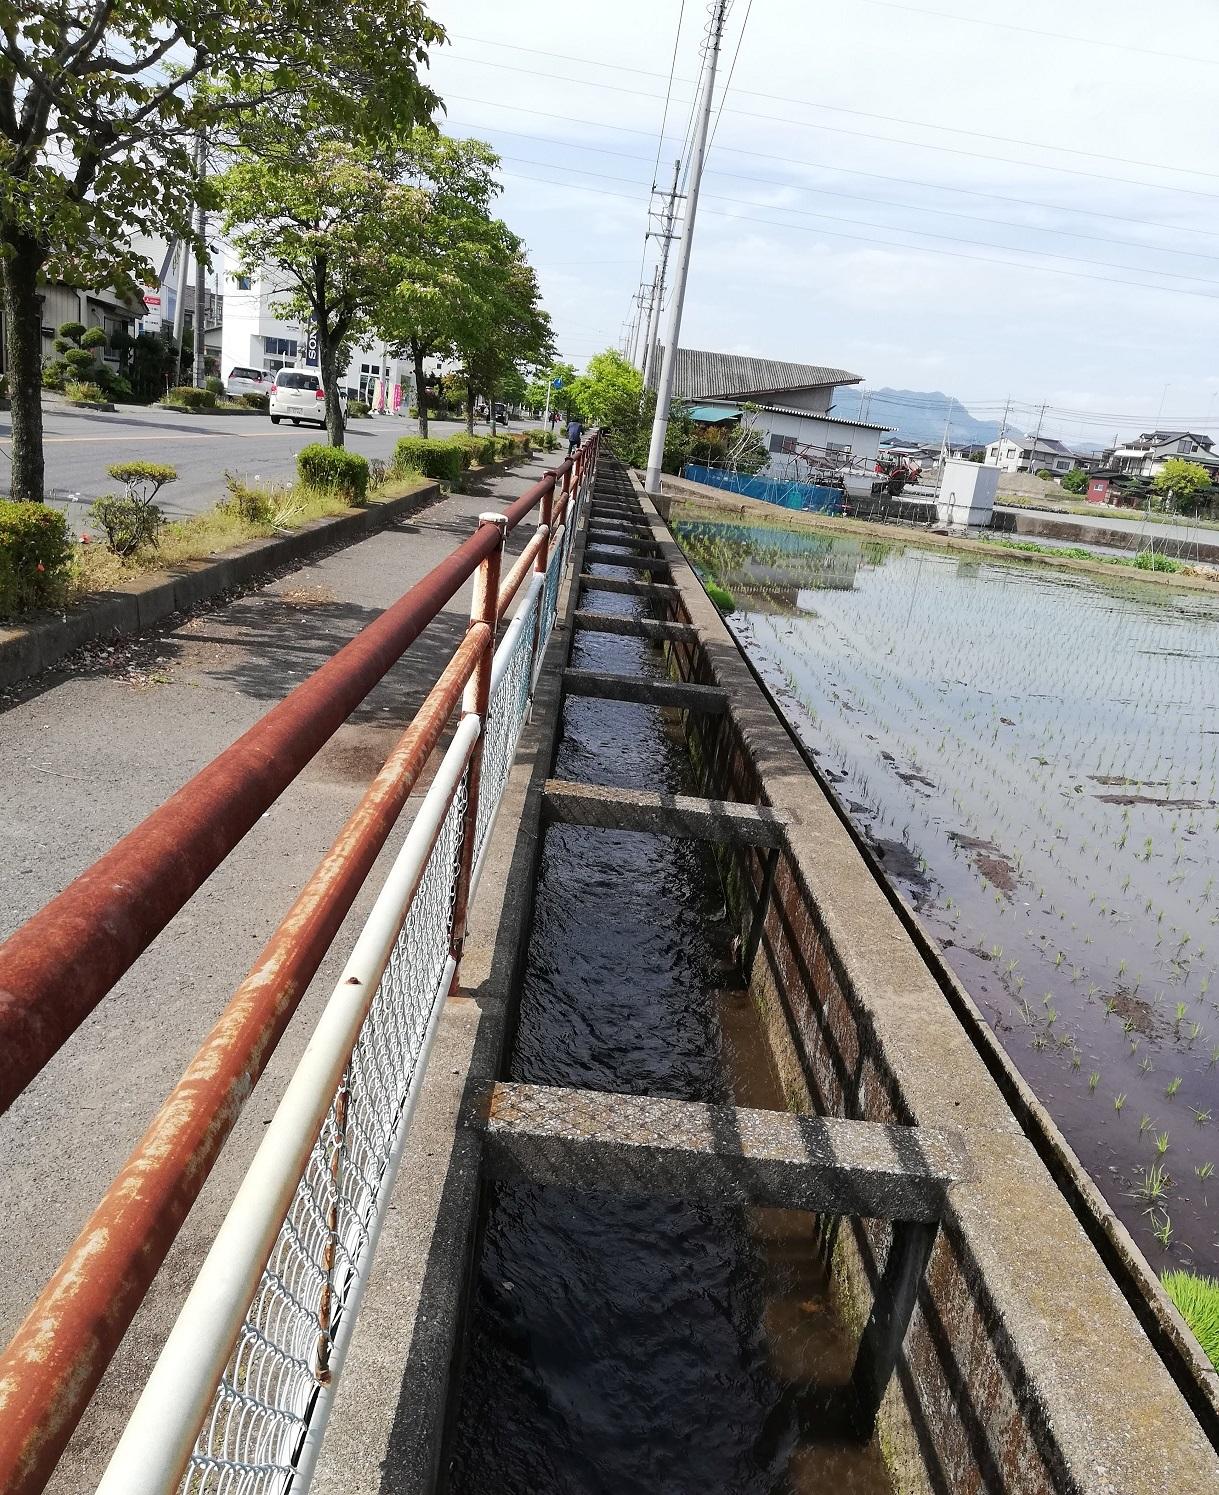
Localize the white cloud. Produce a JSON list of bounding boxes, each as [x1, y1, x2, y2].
[[426, 0, 1219, 437]]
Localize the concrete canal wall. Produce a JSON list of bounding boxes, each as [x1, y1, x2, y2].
[[646, 469, 1218, 1493]]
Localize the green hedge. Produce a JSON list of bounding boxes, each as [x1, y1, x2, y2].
[[296, 444, 370, 504], [525, 427, 558, 451], [164, 386, 217, 411], [446, 433, 496, 468], [239, 392, 270, 412], [393, 436, 463, 486], [0, 501, 73, 615]]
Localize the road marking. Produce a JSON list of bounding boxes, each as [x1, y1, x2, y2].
[[0, 432, 273, 444]]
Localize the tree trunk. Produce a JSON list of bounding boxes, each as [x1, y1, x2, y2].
[[0, 226, 48, 502], [412, 341, 427, 438], [466, 377, 475, 436]]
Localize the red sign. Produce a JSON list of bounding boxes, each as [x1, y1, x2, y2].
[[145, 295, 161, 307]]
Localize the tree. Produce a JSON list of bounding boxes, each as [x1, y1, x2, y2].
[[525, 361, 576, 418], [1152, 457, 1212, 511], [565, 349, 695, 474], [376, 131, 501, 438], [1060, 466, 1088, 494], [454, 237, 553, 435], [0, 2, 442, 499], [220, 136, 425, 445]]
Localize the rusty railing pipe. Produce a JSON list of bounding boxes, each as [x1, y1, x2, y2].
[[0, 460, 572, 1115]]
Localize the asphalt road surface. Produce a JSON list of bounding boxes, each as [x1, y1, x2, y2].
[[0, 398, 528, 520]]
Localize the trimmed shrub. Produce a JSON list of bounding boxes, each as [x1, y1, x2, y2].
[[446, 433, 496, 468], [204, 375, 225, 397], [393, 436, 463, 486], [239, 392, 270, 412], [296, 443, 370, 505], [64, 380, 108, 404], [165, 385, 216, 410], [41, 361, 68, 390], [525, 427, 557, 451], [91, 495, 166, 555], [80, 326, 108, 350], [107, 375, 133, 402], [57, 321, 86, 343], [1035, 467, 1054, 480], [0, 501, 73, 615], [63, 347, 96, 373], [347, 399, 371, 418]]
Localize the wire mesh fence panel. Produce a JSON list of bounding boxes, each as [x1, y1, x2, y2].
[[476, 593, 539, 863], [181, 774, 468, 1495]]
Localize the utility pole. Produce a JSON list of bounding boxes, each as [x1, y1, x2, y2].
[[170, 239, 188, 381], [642, 157, 682, 396], [645, 0, 728, 494], [192, 129, 207, 387], [1028, 400, 1047, 475], [991, 395, 1010, 467]]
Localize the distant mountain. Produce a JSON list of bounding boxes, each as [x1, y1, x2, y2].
[[829, 387, 1003, 446]]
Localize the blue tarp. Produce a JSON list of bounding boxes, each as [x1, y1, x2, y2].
[[681, 463, 843, 514]]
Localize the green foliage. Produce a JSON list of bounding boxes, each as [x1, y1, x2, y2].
[[130, 333, 180, 404], [108, 461, 178, 500], [392, 437, 463, 486], [0, 501, 72, 614], [64, 380, 108, 404], [79, 327, 108, 350], [40, 362, 68, 390], [567, 349, 644, 433], [1152, 457, 1212, 506], [239, 392, 270, 412], [1161, 1270, 1219, 1368], [63, 347, 96, 373], [222, 474, 276, 525], [204, 376, 225, 397], [347, 399, 371, 418], [91, 459, 178, 556], [296, 444, 370, 504], [57, 322, 86, 344], [525, 362, 577, 416], [1035, 468, 1054, 480], [705, 580, 736, 613], [164, 386, 216, 411], [1132, 549, 1183, 572], [1060, 466, 1089, 494], [446, 433, 496, 468], [525, 427, 558, 451]]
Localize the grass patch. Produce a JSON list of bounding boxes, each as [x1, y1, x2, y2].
[[705, 579, 736, 612], [68, 470, 428, 602], [1002, 492, 1219, 531], [1161, 1269, 1219, 1369], [988, 536, 1185, 573]]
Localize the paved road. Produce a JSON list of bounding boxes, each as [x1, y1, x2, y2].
[[0, 454, 554, 1490], [0, 399, 530, 520]]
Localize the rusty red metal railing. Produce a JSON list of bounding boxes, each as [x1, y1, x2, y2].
[[0, 432, 599, 1495], [0, 440, 594, 1118]]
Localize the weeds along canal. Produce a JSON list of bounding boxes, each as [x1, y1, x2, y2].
[[445, 475, 892, 1494]]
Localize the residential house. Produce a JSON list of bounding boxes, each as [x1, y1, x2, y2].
[[655, 347, 890, 477], [0, 280, 147, 380], [1103, 430, 1219, 479], [221, 269, 414, 405], [984, 433, 1082, 475]]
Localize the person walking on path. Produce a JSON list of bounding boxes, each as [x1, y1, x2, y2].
[[566, 416, 584, 456]]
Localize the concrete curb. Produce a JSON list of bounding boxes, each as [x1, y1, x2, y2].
[[0, 479, 440, 691]]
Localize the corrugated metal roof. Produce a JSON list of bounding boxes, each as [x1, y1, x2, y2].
[[759, 403, 893, 432], [654, 346, 862, 400]]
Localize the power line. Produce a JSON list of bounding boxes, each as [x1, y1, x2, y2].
[[649, 0, 687, 189], [446, 31, 1219, 181], [851, 0, 1218, 67], [441, 55, 1219, 197], [444, 96, 1219, 242], [496, 168, 1219, 304], [465, 133, 1219, 267], [492, 154, 1219, 288], [708, 0, 751, 151]]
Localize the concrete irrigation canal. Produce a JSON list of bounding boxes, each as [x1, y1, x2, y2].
[[0, 444, 1216, 1492]]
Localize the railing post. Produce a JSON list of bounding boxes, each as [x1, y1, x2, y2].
[[538, 473, 556, 578], [449, 513, 507, 987]]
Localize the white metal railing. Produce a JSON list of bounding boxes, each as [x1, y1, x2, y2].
[[96, 449, 596, 1495]]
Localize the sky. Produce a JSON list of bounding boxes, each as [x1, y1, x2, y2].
[[421, 0, 1219, 445]]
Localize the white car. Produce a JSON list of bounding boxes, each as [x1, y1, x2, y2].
[[269, 367, 346, 428], [225, 365, 268, 397]]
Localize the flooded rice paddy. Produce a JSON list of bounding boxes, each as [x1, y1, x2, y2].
[[679, 519, 1219, 1277]]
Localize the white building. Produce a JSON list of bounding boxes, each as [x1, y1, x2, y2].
[[731, 404, 890, 478], [984, 434, 1080, 476], [220, 269, 414, 406]]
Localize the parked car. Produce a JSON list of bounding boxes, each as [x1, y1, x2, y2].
[[493, 402, 508, 423], [268, 367, 347, 428], [225, 366, 268, 397]]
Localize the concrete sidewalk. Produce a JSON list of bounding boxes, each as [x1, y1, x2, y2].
[[0, 453, 554, 1492]]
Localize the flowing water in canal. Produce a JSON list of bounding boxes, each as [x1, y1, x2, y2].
[[679, 517, 1219, 1278], [447, 531, 893, 1492]]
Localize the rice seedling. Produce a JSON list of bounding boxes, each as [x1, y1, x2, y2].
[[1159, 1271, 1219, 1370], [1156, 1132, 1171, 1156], [1190, 1107, 1213, 1126], [1088, 1071, 1100, 1092], [1138, 1113, 1154, 1136], [1166, 1077, 1183, 1098], [1196, 1161, 1215, 1181], [1151, 1211, 1174, 1248], [1114, 1093, 1127, 1113], [1135, 1162, 1170, 1204]]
